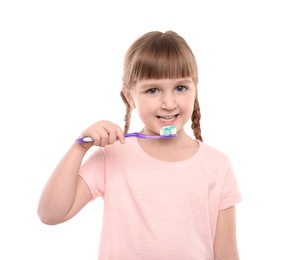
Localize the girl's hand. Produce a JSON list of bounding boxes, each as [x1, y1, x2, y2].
[[78, 120, 125, 148]]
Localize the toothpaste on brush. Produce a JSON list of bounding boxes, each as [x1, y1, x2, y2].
[[159, 125, 177, 137]]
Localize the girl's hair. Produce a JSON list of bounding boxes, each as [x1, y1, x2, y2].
[[120, 30, 203, 141]]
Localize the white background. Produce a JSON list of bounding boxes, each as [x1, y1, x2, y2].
[[1, 1, 288, 259]]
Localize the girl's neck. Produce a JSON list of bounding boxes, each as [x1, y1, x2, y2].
[[137, 133, 199, 162]]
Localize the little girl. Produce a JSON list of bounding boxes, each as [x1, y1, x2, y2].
[[38, 30, 242, 259]]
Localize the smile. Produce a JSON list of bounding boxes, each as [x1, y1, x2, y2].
[[157, 115, 178, 122]]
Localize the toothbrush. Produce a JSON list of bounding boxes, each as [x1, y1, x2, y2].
[[76, 125, 177, 143]]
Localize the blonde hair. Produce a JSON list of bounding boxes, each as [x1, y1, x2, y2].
[[120, 30, 202, 141]]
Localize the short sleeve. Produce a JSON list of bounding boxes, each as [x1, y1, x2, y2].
[[219, 158, 242, 210], [79, 148, 106, 200]]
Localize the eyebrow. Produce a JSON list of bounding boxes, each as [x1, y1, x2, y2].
[[175, 79, 194, 85], [140, 79, 193, 89]]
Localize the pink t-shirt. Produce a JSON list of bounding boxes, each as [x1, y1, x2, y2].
[[79, 138, 242, 260]]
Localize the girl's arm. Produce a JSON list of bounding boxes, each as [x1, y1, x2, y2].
[[37, 142, 93, 225], [37, 120, 125, 225], [214, 206, 240, 260]]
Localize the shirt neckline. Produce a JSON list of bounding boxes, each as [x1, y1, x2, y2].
[[128, 137, 203, 166]]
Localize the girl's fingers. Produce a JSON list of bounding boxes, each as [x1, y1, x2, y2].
[[105, 124, 125, 144], [86, 121, 125, 147]]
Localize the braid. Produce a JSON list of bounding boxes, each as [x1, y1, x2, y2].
[[191, 97, 203, 142], [120, 91, 132, 133]]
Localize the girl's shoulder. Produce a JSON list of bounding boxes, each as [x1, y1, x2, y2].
[[198, 141, 231, 165]]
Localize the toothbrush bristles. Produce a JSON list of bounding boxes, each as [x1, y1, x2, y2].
[[160, 126, 177, 137]]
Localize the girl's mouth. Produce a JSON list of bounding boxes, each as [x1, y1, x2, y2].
[[157, 115, 178, 122]]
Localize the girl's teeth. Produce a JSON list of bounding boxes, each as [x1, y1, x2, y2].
[[158, 116, 176, 122]]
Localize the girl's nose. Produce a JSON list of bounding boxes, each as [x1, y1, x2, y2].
[[161, 93, 177, 110]]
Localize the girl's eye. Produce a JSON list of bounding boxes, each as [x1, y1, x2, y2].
[[147, 88, 159, 94], [175, 85, 187, 92]]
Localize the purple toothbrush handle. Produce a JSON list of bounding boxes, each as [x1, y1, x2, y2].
[[76, 132, 177, 143], [75, 136, 94, 143], [124, 132, 177, 139]]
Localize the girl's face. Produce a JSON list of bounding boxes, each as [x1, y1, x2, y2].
[[126, 77, 196, 136]]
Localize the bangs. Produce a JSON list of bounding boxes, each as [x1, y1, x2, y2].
[[123, 31, 198, 87]]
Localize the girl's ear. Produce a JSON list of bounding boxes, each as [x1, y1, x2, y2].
[[122, 87, 136, 108]]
